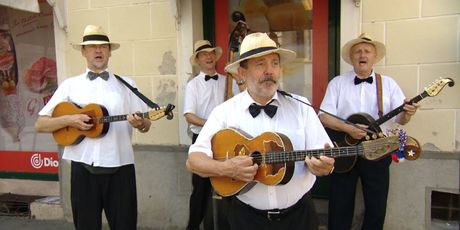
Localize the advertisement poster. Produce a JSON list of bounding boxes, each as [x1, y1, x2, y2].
[[0, 1, 58, 176]]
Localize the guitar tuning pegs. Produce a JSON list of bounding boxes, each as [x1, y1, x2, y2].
[[365, 135, 370, 141], [378, 133, 384, 138], [372, 133, 377, 139]]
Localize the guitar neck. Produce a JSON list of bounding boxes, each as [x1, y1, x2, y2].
[[98, 111, 150, 123], [265, 145, 363, 164], [374, 91, 428, 126]]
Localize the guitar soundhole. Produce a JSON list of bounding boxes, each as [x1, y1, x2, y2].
[[83, 111, 97, 125], [345, 136, 360, 145], [251, 151, 262, 165]]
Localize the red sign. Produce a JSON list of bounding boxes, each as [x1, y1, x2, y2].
[[0, 150, 59, 174]]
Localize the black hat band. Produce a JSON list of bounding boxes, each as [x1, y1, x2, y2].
[[239, 46, 277, 60], [83, 34, 110, 42], [195, 44, 213, 52]]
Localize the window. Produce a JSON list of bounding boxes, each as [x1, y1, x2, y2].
[[431, 190, 459, 229]]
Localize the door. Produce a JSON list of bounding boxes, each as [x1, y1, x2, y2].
[[205, 0, 340, 199]]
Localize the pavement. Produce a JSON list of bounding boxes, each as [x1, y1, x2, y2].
[[0, 196, 329, 230], [0, 215, 162, 230], [0, 215, 75, 230], [0, 215, 328, 230]]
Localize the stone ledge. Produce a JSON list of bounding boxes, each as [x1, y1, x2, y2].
[[30, 196, 63, 220], [420, 151, 459, 160]]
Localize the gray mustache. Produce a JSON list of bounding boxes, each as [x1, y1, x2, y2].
[[259, 76, 276, 83]]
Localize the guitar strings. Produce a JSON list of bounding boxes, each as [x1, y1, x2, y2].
[[213, 136, 400, 162], [95, 111, 151, 123]]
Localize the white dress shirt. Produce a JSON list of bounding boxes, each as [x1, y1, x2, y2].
[[183, 71, 239, 134], [320, 70, 406, 132], [189, 90, 332, 210], [38, 69, 148, 167]]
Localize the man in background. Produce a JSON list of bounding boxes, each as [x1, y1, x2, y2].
[[184, 40, 243, 230]]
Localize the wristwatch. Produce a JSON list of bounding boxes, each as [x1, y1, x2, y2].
[[237, 80, 245, 86]]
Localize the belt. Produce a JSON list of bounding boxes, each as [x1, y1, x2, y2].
[[79, 162, 120, 175], [233, 193, 311, 221]]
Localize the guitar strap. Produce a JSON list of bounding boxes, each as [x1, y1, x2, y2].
[[375, 73, 383, 118], [115, 74, 160, 109]]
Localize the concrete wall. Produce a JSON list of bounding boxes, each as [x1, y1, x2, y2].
[[65, 0, 182, 146], [342, 1, 460, 229], [387, 153, 459, 230]]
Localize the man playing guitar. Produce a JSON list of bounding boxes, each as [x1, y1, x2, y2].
[[319, 33, 420, 230], [35, 25, 151, 230], [187, 33, 335, 230]]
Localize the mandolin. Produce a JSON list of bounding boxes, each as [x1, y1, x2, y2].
[[327, 77, 454, 173], [51, 101, 175, 146], [209, 128, 416, 197]]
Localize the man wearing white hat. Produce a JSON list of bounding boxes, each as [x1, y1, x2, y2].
[[186, 32, 335, 229], [184, 39, 241, 230], [35, 25, 151, 229], [319, 33, 419, 230]]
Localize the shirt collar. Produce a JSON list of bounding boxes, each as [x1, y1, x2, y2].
[[86, 68, 109, 74], [353, 69, 375, 79], [199, 71, 218, 78], [241, 90, 280, 110]]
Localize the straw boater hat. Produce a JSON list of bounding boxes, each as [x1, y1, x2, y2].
[[72, 25, 120, 51], [341, 33, 386, 65], [189, 40, 222, 66], [224, 32, 296, 76]]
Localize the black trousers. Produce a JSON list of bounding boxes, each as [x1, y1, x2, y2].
[[71, 161, 137, 230], [229, 193, 318, 230], [328, 155, 392, 230], [187, 173, 213, 230], [187, 133, 213, 230]]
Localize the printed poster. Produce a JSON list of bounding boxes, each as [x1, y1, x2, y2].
[[0, 1, 58, 174]]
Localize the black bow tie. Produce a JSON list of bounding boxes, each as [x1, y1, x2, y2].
[[249, 100, 278, 118], [88, 71, 109, 81], [354, 76, 373, 85], [205, 74, 218, 81]]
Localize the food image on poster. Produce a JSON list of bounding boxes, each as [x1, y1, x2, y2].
[[0, 22, 23, 142], [24, 57, 57, 94], [0, 25, 18, 95]]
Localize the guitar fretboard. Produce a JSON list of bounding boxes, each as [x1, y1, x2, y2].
[[98, 111, 150, 123], [374, 91, 428, 126], [264, 145, 363, 164]]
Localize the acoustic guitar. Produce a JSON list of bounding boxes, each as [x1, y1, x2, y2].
[[327, 77, 454, 173], [52, 101, 175, 146], [209, 128, 415, 197]]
